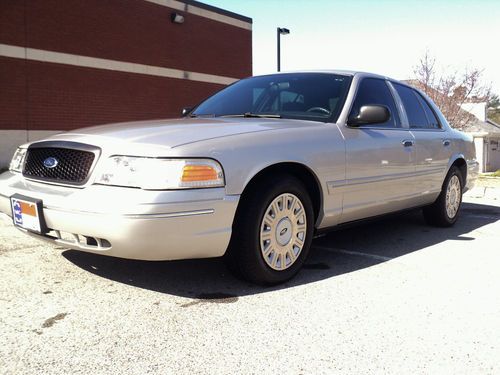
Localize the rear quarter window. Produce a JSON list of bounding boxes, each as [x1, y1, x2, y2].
[[393, 83, 429, 129], [415, 92, 441, 129]]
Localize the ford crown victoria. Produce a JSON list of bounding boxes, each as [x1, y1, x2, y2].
[[0, 71, 478, 285]]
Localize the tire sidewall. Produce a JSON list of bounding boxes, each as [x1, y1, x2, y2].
[[246, 177, 314, 284], [441, 167, 463, 224]]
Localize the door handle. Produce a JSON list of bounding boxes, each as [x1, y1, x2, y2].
[[402, 140, 414, 147], [443, 140, 451, 147]]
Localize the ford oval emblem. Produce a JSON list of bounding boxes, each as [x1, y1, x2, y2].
[[43, 157, 59, 169]]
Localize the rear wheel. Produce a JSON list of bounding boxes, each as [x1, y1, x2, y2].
[[225, 175, 314, 285], [423, 166, 463, 227]]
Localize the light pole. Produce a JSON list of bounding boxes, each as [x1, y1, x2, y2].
[[277, 27, 290, 72]]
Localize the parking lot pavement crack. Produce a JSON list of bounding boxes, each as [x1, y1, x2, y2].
[[180, 293, 238, 308], [465, 187, 487, 199], [0, 244, 48, 255], [42, 313, 68, 328]]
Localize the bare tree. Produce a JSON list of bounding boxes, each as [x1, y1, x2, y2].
[[488, 94, 500, 124], [410, 52, 491, 130]]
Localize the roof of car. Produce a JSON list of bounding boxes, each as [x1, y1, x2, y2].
[[257, 70, 396, 81]]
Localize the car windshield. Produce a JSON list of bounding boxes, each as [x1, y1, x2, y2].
[[192, 73, 352, 122]]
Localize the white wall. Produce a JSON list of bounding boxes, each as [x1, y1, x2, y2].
[[486, 137, 500, 172], [473, 136, 485, 173], [461, 102, 487, 122]]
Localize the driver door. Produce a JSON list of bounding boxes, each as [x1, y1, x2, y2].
[[339, 78, 417, 223]]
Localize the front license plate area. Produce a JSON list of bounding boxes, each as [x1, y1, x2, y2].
[[10, 194, 48, 234]]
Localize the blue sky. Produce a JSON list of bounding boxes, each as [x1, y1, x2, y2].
[[205, 0, 500, 94]]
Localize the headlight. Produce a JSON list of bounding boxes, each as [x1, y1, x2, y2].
[[9, 148, 28, 173], [95, 156, 225, 190]]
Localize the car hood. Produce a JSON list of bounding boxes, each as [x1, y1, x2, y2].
[[43, 117, 318, 151]]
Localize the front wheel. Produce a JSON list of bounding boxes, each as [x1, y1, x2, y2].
[[225, 175, 314, 285], [423, 166, 463, 227]]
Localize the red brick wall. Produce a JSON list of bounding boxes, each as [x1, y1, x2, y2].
[[0, 0, 25, 46], [0, 57, 27, 130], [0, 0, 252, 131], [26, 60, 224, 131], [24, 0, 252, 78]]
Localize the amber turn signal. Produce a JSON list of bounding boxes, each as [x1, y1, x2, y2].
[[181, 165, 219, 182]]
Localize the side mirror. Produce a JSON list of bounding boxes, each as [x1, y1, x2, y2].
[[347, 105, 390, 126], [181, 107, 193, 117]]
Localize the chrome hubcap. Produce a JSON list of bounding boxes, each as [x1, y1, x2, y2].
[[446, 175, 461, 219], [260, 193, 307, 271]]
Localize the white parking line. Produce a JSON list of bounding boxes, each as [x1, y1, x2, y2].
[[313, 245, 394, 262]]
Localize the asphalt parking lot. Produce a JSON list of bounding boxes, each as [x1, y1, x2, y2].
[[1, 181, 499, 374]]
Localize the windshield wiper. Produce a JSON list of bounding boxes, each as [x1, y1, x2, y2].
[[221, 112, 282, 118], [189, 113, 216, 118]]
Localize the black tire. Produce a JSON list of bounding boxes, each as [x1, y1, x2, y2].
[[225, 175, 314, 285], [422, 166, 464, 227]]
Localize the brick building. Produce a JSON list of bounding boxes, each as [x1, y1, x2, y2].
[[0, 0, 252, 167]]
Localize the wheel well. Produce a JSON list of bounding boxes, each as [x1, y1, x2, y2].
[[451, 158, 467, 184], [240, 163, 322, 223]]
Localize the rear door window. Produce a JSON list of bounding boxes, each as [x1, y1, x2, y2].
[[394, 83, 439, 129]]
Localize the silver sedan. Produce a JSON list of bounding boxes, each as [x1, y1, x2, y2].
[[0, 71, 478, 285]]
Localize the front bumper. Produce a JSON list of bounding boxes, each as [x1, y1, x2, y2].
[[0, 171, 239, 260]]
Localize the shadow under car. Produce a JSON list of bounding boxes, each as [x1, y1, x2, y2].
[[62, 201, 500, 300]]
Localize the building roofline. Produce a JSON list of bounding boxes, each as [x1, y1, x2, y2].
[[468, 131, 500, 137], [181, 0, 252, 23], [487, 119, 500, 127]]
